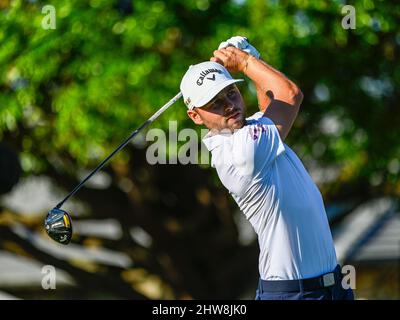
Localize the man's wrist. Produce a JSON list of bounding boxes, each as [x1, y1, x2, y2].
[[242, 55, 256, 74], [240, 54, 250, 73]]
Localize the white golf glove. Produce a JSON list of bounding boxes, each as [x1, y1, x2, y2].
[[218, 36, 260, 59]]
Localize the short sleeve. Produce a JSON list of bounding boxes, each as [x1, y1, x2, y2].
[[230, 115, 285, 177]]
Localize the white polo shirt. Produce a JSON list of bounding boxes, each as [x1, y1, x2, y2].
[[202, 112, 337, 280]]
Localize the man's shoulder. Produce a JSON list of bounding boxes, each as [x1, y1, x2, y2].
[[245, 111, 264, 122]]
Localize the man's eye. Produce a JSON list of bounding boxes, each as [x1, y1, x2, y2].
[[211, 100, 222, 108], [228, 90, 237, 98]]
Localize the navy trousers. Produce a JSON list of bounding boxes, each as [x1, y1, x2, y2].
[[255, 267, 354, 300]]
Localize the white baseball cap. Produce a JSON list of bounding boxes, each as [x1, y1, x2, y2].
[[180, 61, 244, 110]]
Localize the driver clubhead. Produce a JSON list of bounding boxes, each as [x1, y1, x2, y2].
[[45, 208, 73, 245]]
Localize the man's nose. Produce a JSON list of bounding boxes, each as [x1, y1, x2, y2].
[[224, 99, 234, 113]]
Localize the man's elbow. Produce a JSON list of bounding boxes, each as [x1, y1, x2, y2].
[[288, 86, 303, 108]]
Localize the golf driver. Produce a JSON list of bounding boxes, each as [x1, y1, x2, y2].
[[45, 92, 183, 244]]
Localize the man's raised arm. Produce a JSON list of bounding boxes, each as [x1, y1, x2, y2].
[[212, 46, 303, 141]]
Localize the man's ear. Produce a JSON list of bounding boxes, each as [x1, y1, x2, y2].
[[187, 109, 204, 125]]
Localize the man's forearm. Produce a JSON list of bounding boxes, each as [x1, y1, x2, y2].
[[211, 45, 303, 140], [243, 56, 303, 113]]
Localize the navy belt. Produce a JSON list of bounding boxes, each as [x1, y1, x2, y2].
[[258, 265, 342, 293]]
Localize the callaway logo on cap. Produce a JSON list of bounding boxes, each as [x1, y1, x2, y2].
[[180, 61, 244, 110]]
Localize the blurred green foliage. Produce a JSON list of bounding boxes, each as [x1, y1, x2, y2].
[[0, 0, 399, 197]]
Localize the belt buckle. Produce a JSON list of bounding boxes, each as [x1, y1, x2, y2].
[[322, 273, 335, 287]]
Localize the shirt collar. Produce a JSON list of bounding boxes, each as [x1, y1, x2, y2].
[[202, 129, 232, 151], [201, 112, 263, 151]]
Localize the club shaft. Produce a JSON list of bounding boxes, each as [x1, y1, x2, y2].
[[56, 92, 183, 209]]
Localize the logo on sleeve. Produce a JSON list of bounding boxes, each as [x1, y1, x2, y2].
[[249, 124, 267, 140]]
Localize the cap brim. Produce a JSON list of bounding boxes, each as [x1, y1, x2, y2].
[[193, 79, 244, 109]]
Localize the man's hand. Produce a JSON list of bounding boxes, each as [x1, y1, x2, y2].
[[210, 46, 251, 73]]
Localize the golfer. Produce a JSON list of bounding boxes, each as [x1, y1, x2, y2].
[[180, 36, 354, 300]]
